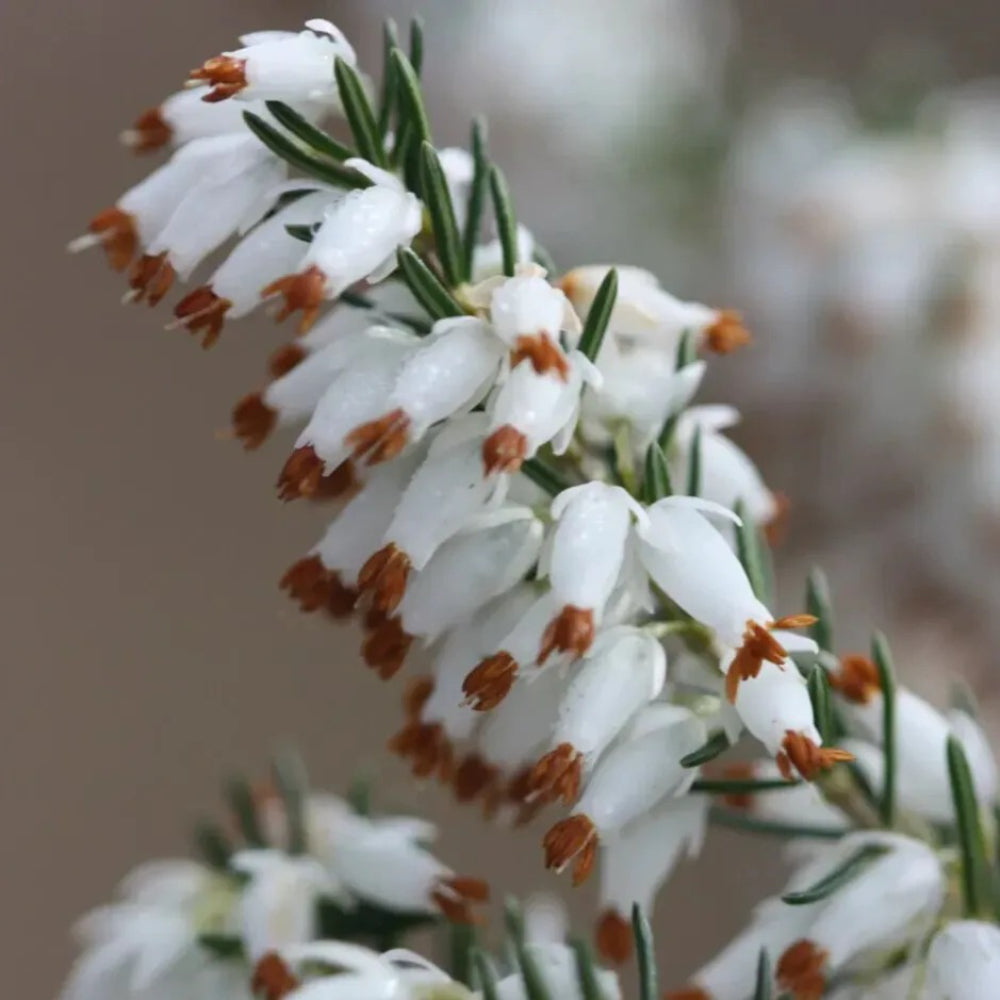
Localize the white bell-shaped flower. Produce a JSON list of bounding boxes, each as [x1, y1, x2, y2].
[[263, 161, 422, 333], [542, 704, 705, 884], [924, 920, 1000, 1000], [527, 626, 667, 805], [189, 19, 357, 104]]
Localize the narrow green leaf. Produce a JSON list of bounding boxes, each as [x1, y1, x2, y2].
[[642, 442, 674, 503], [449, 922, 477, 986], [521, 457, 573, 497], [631, 904, 658, 1000], [753, 950, 772, 1000], [338, 289, 432, 335], [265, 101, 352, 161], [194, 821, 232, 870], [505, 900, 551, 1000], [948, 735, 992, 917], [334, 57, 386, 168], [577, 269, 618, 362], [675, 328, 698, 370], [285, 223, 316, 243], [681, 730, 731, 768], [409, 17, 425, 77], [391, 50, 432, 146], [396, 248, 464, 320], [570, 939, 604, 1000], [657, 412, 680, 451], [472, 949, 501, 1000], [690, 777, 800, 795], [376, 19, 400, 139], [271, 748, 309, 856], [734, 499, 768, 603], [489, 166, 518, 277], [871, 632, 897, 827], [709, 807, 845, 840], [225, 777, 266, 847], [686, 426, 703, 496], [347, 774, 372, 816], [806, 568, 835, 653], [420, 142, 464, 287], [242, 112, 369, 189], [462, 118, 490, 281], [782, 844, 888, 905], [198, 933, 244, 960], [807, 666, 834, 745]]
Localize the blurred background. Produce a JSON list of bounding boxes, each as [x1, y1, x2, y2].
[[3, 1, 998, 997]]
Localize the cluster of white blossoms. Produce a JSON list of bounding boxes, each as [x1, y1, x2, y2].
[[71, 14, 1000, 999]]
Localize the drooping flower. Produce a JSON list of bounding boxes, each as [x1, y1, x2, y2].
[[924, 920, 1000, 1000]]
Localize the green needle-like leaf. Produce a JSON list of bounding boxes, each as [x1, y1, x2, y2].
[[577, 269, 618, 362], [376, 19, 400, 139], [265, 101, 352, 161], [632, 905, 658, 1000], [449, 922, 477, 986], [806, 568, 835, 653], [489, 165, 518, 277], [681, 730, 731, 768], [285, 223, 316, 243], [347, 774, 372, 816], [807, 666, 834, 745], [243, 112, 369, 189], [871, 632, 897, 826], [521, 457, 573, 496], [686, 425, 703, 496], [642, 442, 674, 503], [198, 933, 244, 960], [419, 142, 464, 287], [753, 950, 772, 1000], [505, 900, 551, 1000], [690, 777, 800, 795], [709, 807, 846, 840], [947, 735, 992, 917], [391, 50, 432, 146], [782, 844, 888, 905], [271, 748, 309, 856], [675, 328, 698, 369], [409, 17, 425, 77], [570, 939, 604, 1000], [396, 247, 464, 320], [734, 499, 770, 604], [335, 57, 386, 168], [225, 776, 266, 847], [472, 949, 501, 1000], [462, 118, 490, 281], [194, 821, 233, 871]]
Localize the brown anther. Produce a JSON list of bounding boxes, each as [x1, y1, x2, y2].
[[771, 614, 819, 630], [403, 676, 435, 719], [251, 952, 299, 1000], [538, 605, 595, 663], [764, 491, 791, 545], [829, 654, 881, 705], [718, 761, 757, 811], [189, 55, 248, 102], [268, 342, 307, 379], [776, 940, 828, 1000], [310, 460, 358, 502], [357, 543, 411, 614], [430, 878, 488, 925], [124, 107, 172, 153], [724, 614, 816, 703], [528, 743, 583, 805], [663, 988, 712, 1000], [511, 334, 570, 380], [453, 754, 498, 803], [482, 425, 529, 475], [595, 908, 633, 965], [361, 615, 414, 680], [346, 408, 411, 465], [174, 286, 232, 348], [778, 731, 854, 782], [233, 392, 277, 450], [129, 252, 175, 306], [86, 207, 138, 271], [277, 446, 325, 501], [463, 652, 518, 711], [542, 814, 597, 880], [325, 571, 359, 619], [279, 554, 330, 613], [704, 310, 752, 354], [441, 875, 490, 902], [262, 266, 327, 334], [388, 720, 452, 780]]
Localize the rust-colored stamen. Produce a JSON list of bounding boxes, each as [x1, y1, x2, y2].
[[595, 908, 633, 965], [705, 310, 752, 354], [482, 425, 529, 475], [542, 814, 598, 885], [85, 207, 138, 272], [357, 543, 411, 615], [277, 446, 325, 501], [310, 460, 358, 502], [325, 571, 359, 618], [189, 55, 248, 102], [663, 988, 712, 1000], [279, 554, 330, 613], [262, 266, 327, 335], [511, 334, 570, 380], [123, 107, 173, 153], [362, 616, 414, 679], [717, 761, 757, 810], [528, 743, 583, 805], [829, 654, 881, 705], [346, 408, 411, 465], [431, 875, 490, 925], [463, 652, 518, 711], [388, 720, 452, 781], [725, 614, 817, 703], [128, 252, 175, 306], [777, 731, 854, 782], [453, 754, 498, 803], [538, 605, 595, 663], [174, 286, 232, 348], [251, 952, 299, 1000], [403, 676, 435, 719], [233, 392, 277, 450], [776, 940, 828, 1000], [764, 491, 791, 545], [268, 342, 307, 379]]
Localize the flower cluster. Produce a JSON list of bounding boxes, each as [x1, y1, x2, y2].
[[71, 13, 1000, 999]]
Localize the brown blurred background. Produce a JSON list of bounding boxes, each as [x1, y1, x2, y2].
[[2, 2, 997, 998]]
